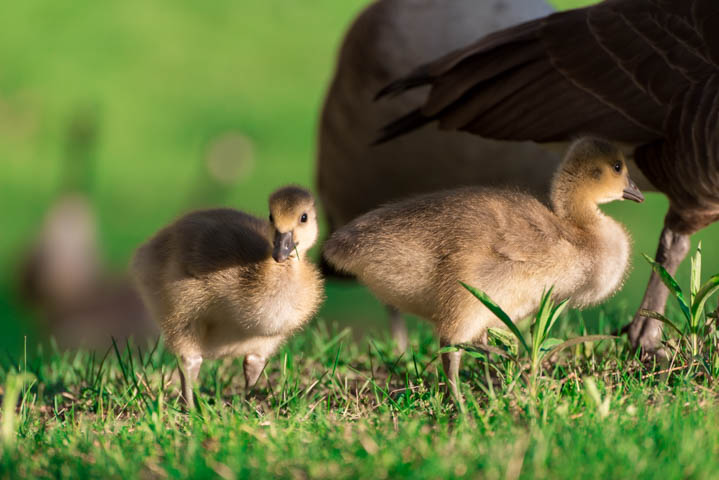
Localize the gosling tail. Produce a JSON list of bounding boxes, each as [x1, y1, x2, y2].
[[322, 226, 366, 276]]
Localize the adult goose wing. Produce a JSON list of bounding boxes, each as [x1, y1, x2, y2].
[[376, 0, 719, 145]]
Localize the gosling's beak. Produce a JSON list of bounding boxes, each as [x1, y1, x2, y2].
[[272, 231, 296, 262], [622, 178, 644, 203]]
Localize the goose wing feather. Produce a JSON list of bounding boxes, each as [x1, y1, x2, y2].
[[377, 0, 719, 145]]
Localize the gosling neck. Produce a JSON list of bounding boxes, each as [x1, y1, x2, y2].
[[550, 174, 602, 227]]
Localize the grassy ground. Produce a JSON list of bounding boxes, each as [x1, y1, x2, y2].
[[3, 0, 719, 477], [3, 317, 719, 478]]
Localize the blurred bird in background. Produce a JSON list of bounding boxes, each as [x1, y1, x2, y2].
[[17, 106, 154, 349]]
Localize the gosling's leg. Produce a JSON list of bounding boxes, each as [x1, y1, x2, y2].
[[440, 339, 463, 404], [628, 225, 690, 355], [179, 354, 203, 409], [388, 306, 409, 352], [243, 354, 268, 392]]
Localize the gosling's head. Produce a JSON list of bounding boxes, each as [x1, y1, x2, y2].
[[268, 186, 318, 262], [552, 138, 644, 212]]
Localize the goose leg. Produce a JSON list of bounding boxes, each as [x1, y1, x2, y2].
[[179, 354, 203, 409], [388, 306, 409, 351], [440, 339, 463, 404], [243, 354, 267, 391], [628, 225, 690, 354]]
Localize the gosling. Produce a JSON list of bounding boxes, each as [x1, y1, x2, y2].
[[132, 186, 323, 408], [324, 138, 643, 399]]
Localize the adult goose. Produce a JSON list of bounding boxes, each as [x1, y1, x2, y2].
[[376, 0, 719, 354]]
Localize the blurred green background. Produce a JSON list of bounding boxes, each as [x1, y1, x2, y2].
[[2, 0, 718, 351]]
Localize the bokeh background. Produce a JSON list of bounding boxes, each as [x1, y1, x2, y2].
[[3, 0, 718, 353]]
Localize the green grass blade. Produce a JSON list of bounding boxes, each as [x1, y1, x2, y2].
[[690, 275, 719, 322], [533, 288, 554, 358], [331, 341, 343, 377], [546, 298, 570, 338], [110, 337, 131, 389], [458, 343, 516, 362], [690, 242, 702, 305], [533, 312, 548, 360], [545, 335, 617, 359], [460, 282, 530, 355], [643, 253, 691, 322], [488, 328, 518, 350], [309, 328, 351, 362], [583, 376, 610, 419], [638, 309, 684, 337], [540, 337, 564, 353], [537, 288, 553, 335], [1, 373, 35, 447]]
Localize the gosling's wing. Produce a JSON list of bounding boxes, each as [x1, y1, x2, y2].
[[172, 209, 271, 277], [486, 198, 571, 264], [376, 0, 719, 144]]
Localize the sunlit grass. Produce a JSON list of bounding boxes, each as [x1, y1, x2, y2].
[[2, 312, 719, 478], [641, 242, 719, 363]]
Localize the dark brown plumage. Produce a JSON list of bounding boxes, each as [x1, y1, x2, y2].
[[376, 0, 719, 354], [319, 0, 559, 224]]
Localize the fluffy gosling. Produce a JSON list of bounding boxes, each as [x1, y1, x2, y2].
[[132, 186, 323, 408], [324, 138, 643, 399]]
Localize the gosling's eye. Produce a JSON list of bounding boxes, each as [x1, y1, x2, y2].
[[300, 213, 308, 223], [613, 162, 622, 173], [269, 214, 274, 223]]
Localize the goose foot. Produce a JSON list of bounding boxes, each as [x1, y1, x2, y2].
[[440, 340, 463, 407], [179, 354, 203, 410], [388, 306, 409, 352], [244, 354, 267, 392]]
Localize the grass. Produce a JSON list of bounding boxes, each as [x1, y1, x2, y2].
[[3, 312, 719, 478], [641, 242, 719, 359], [459, 284, 614, 395]]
